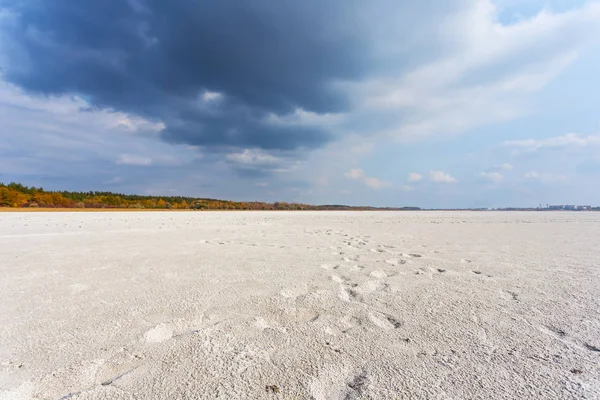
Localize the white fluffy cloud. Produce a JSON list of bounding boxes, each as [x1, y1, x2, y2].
[[226, 149, 282, 167], [504, 133, 600, 152], [0, 80, 165, 134], [264, 108, 346, 127], [344, 169, 366, 180], [201, 91, 224, 103], [429, 170, 457, 183], [407, 173, 423, 182], [341, 1, 600, 142], [345, 168, 389, 189], [364, 177, 388, 189], [524, 171, 567, 183], [224, 148, 299, 175], [480, 171, 503, 183], [116, 154, 153, 166], [0, 79, 198, 186]]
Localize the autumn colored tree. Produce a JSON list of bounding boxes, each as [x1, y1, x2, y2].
[[0, 181, 411, 211]]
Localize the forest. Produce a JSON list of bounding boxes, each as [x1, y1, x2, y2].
[[0, 182, 416, 211]]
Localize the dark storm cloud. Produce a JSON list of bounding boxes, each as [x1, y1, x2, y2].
[[0, 0, 369, 150], [163, 106, 333, 151]]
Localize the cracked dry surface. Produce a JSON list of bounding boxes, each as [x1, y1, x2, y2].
[[1, 211, 599, 399]]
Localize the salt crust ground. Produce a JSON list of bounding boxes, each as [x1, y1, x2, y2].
[[0, 211, 599, 399]]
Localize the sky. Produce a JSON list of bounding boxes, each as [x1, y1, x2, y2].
[[1, 0, 600, 208]]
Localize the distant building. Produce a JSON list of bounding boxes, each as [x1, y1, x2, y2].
[[548, 205, 591, 211]]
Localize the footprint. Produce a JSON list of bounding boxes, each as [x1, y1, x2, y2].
[[506, 291, 519, 301], [339, 286, 351, 302], [95, 349, 143, 388], [339, 286, 363, 303], [346, 370, 368, 398], [324, 341, 343, 354], [280, 285, 308, 298], [370, 269, 388, 279], [368, 312, 403, 330], [144, 324, 173, 343], [540, 325, 567, 339], [330, 274, 347, 283], [254, 317, 288, 334], [437, 269, 447, 273], [358, 280, 387, 295], [254, 317, 270, 330], [307, 314, 321, 323], [386, 316, 404, 329], [384, 259, 405, 266], [540, 326, 600, 353], [347, 265, 365, 272]]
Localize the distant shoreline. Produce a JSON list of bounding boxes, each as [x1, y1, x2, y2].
[[1, 208, 597, 213], [0, 182, 419, 211], [2, 182, 597, 211], [0, 208, 417, 212]]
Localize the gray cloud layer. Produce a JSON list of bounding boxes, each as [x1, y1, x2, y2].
[[0, 0, 470, 152], [1, 0, 378, 151]]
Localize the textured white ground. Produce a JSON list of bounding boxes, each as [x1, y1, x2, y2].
[[1, 211, 599, 400]]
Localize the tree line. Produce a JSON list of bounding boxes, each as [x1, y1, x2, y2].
[[0, 182, 416, 211]]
